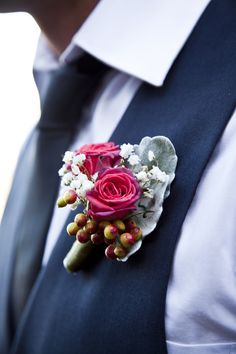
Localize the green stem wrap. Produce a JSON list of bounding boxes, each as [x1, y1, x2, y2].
[[63, 240, 94, 273]]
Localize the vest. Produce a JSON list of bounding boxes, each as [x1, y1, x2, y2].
[[7, 1, 236, 353]]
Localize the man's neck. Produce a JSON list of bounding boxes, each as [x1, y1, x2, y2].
[[31, 0, 99, 55]]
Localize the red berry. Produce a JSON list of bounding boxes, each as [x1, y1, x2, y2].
[[104, 224, 119, 240], [120, 233, 136, 248], [76, 229, 90, 243], [105, 245, 117, 260], [63, 190, 77, 204], [85, 220, 98, 234], [74, 213, 88, 227], [130, 227, 142, 241]]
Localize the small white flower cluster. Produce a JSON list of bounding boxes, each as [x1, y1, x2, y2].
[[120, 143, 140, 166], [59, 151, 94, 208], [120, 145, 168, 200]]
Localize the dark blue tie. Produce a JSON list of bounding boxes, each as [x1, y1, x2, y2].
[[0, 54, 109, 340]]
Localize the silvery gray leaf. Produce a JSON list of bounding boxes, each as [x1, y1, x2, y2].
[[121, 136, 177, 261]]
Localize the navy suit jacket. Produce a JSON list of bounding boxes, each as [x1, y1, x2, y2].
[[0, 1, 236, 353]]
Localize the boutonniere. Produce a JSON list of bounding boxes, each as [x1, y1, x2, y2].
[[57, 137, 177, 272]]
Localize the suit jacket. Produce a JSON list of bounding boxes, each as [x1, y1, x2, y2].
[[0, 1, 236, 353]]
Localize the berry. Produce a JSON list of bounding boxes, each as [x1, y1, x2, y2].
[[98, 220, 110, 230], [120, 233, 136, 248], [57, 197, 67, 208], [113, 220, 126, 232], [130, 227, 142, 241], [76, 229, 90, 243], [114, 246, 127, 259], [63, 190, 77, 204], [85, 220, 98, 234], [105, 245, 117, 260], [66, 222, 80, 236], [74, 213, 88, 227], [104, 224, 119, 240]]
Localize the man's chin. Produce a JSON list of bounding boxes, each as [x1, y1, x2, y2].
[[0, 1, 29, 13]]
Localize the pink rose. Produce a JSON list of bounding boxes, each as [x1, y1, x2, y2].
[[87, 168, 141, 220], [76, 142, 120, 176]]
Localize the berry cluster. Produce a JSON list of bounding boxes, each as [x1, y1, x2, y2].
[[66, 213, 142, 260]]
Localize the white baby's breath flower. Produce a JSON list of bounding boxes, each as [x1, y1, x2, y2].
[[71, 164, 80, 175], [70, 179, 82, 190], [82, 180, 94, 192], [128, 154, 140, 166], [78, 180, 94, 198], [148, 150, 155, 162], [58, 165, 67, 177], [136, 171, 148, 183], [73, 153, 86, 166], [120, 143, 134, 159], [148, 166, 168, 183], [77, 172, 89, 184], [142, 165, 148, 172], [62, 151, 73, 164], [61, 172, 73, 186]]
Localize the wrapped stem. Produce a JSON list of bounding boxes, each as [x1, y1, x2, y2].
[[63, 240, 94, 273]]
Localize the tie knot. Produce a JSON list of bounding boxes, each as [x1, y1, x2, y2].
[[38, 54, 109, 130]]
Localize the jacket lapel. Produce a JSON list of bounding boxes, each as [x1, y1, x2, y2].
[[11, 1, 236, 353]]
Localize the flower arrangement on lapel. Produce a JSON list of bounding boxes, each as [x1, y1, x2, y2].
[[57, 137, 177, 272]]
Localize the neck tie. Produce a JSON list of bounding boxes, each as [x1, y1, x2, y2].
[[4, 54, 108, 331]]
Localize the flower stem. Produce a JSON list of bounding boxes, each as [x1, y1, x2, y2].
[[63, 240, 94, 273]]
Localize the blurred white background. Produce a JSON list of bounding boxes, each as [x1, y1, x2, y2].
[[0, 13, 40, 220]]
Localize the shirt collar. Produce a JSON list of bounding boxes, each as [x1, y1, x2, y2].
[[34, 0, 211, 86]]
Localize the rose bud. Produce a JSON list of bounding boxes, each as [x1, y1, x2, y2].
[[120, 233, 136, 248], [66, 222, 80, 236], [63, 190, 77, 204], [76, 229, 90, 243], [85, 220, 98, 234], [130, 227, 142, 241], [113, 220, 126, 233], [91, 232, 104, 245], [105, 245, 117, 260], [74, 213, 88, 227], [125, 219, 137, 232], [114, 245, 127, 259], [104, 224, 119, 240], [57, 197, 67, 208], [98, 220, 110, 231]]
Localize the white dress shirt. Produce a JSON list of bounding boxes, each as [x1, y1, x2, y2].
[[33, 0, 236, 352]]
